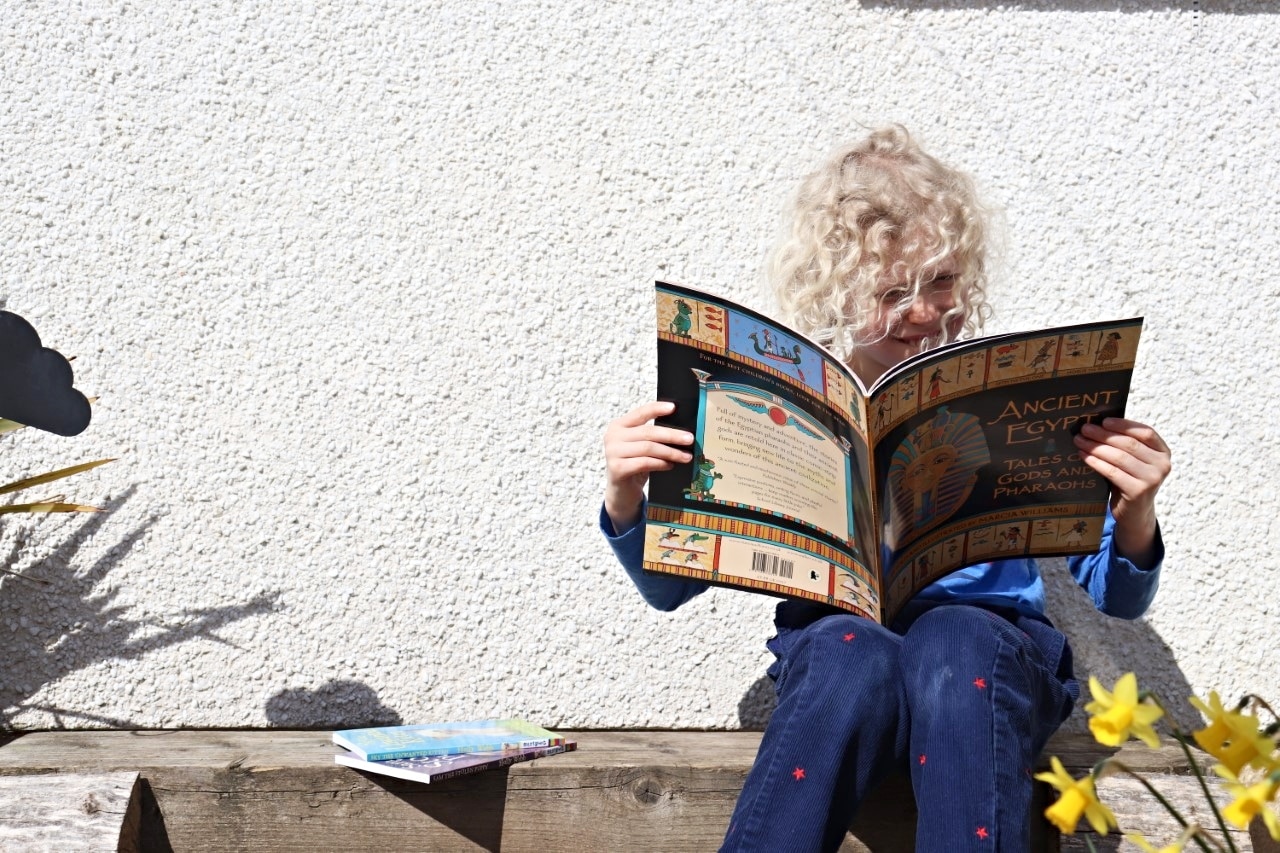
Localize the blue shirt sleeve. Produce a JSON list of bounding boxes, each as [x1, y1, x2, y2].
[[1067, 507, 1164, 620], [600, 499, 709, 612]]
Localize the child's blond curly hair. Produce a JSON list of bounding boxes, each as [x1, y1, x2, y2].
[[768, 125, 992, 363]]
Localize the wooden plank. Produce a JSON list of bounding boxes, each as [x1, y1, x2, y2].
[[0, 731, 1241, 853], [1042, 734, 1199, 776], [0, 771, 140, 852], [1045, 737, 1279, 852], [0, 732, 755, 852], [1058, 774, 1277, 852]]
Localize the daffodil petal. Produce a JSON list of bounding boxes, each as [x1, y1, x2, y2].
[[1133, 724, 1163, 749], [1124, 833, 1158, 852], [1045, 788, 1087, 834], [1084, 801, 1117, 835], [1114, 672, 1139, 704], [1262, 806, 1280, 842]]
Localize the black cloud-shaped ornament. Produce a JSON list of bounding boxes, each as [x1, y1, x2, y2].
[[0, 311, 93, 437]]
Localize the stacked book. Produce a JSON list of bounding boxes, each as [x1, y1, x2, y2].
[[332, 717, 575, 783]]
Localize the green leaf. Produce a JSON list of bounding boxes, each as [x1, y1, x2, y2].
[[0, 458, 117, 496]]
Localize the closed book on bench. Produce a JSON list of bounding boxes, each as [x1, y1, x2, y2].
[[332, 717, 566, 762], [335, 740, 576, 783]]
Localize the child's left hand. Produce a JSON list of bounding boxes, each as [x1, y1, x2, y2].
[[1073, 417, 1171, 569]]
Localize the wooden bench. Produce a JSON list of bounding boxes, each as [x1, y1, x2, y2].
[[0, 770, 141, 851], [0, 730, 1273, 852]]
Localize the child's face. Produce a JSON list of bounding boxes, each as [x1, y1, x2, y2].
[[851, 261, 962, 384]]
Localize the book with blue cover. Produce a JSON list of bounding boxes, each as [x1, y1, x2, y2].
[[332, 717, 566, 762], [335, 740, 577, 783]]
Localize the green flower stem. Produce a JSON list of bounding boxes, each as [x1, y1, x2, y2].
[[1146, 686, 1233, 850], [1233, 695, 1278, 734], [1174, 736, 1237, 853], [1240, 695, 1276, 720], [1099, 759, 1221, 853]]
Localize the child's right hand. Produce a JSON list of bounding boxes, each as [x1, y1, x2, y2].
[[603, 401, 694, 533]]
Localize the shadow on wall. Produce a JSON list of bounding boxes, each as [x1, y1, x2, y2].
[[265, 679, 403, 729], [738, 672, 778, 732], [0, 486, 282, 728], [1039, 556, 1198, 732], [736, 560, 1195, 732], [857, 0, 1278, 13]]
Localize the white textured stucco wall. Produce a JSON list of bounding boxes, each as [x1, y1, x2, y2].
[[1, 0, 1276, 731]]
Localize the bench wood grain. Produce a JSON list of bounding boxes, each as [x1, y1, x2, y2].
[[0, 730, 1273, 852]]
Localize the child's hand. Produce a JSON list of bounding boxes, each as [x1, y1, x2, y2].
[[1073, 417, 1171, 569], [603, 401, 694, 533]]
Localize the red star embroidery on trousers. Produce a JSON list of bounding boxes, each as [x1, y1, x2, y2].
[[976, 826, 989, 839], [842, 632, 856, 642], [918, 754, 926, 765], [792, 767, 806, 781], [973, 677, 987, 689]]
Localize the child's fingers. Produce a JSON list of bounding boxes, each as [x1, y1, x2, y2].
[[611, 438, 693, 463], [1074, 436, 1167, 481], [1074, 428, 1170, 506], [1076, 447, 1151, 496], [1074, 425, 1166, 561], [606, 402, 693, 444], [1075, 421, 1171, 472], [604, 432, 693, 485], [605, 422, 693, 456], [620, 425, 694, 447], [1086, 418, 1171, 456], [604, 428, 692, 455], [614, 400, 678, 429], [608, 454, 678, 480]]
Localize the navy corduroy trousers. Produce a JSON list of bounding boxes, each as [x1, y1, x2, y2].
[[721, 603, 1078, 853]]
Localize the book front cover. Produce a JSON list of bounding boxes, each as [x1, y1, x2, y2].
[[870, 319, 1142, 620], [334, 718, 562, 759]]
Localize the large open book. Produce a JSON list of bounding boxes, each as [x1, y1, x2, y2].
[[644, 281, 1142, 625]]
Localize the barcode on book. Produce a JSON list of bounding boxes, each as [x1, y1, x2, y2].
[[750, 551, 794, 580]]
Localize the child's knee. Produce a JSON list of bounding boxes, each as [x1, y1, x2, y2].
[[898, 607, 1018, 686], [902, 605, 1016, 659], [783, 615, 900, 695]]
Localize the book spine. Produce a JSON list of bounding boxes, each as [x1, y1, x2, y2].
[[364, 745, 456, 761], [508, 737, 551, 750], [429, 744, 568, 783]]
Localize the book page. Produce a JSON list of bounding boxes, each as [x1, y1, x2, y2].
[[868, 319, 1143, 621], [644, 282, 880, 620], [698, 384, 850, 540]]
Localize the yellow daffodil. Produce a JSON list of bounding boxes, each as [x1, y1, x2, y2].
[[1035, 756, 1117, 835], [1218, 729, 1280, 777], [1213, 766, 1280, 840], [1190, 692, 1274, 775], [1190, 692, 1243, 753], [1085, 673, 1164, 748], [1124, 829, 1195, 852]]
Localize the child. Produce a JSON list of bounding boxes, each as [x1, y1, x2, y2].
[[600, 126, 1171, 852]]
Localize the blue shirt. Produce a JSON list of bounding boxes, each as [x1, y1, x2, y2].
[[601, 500, 1162, 620]]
